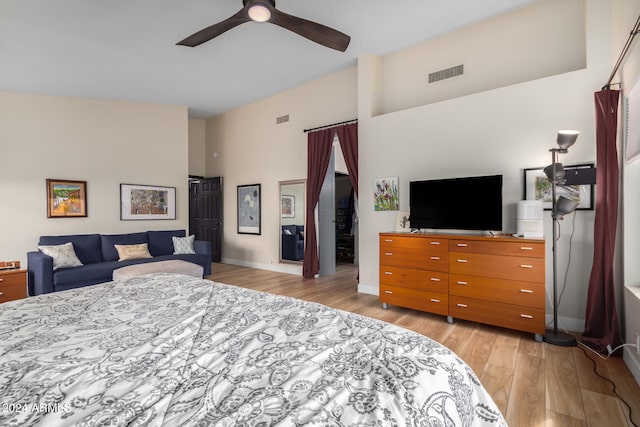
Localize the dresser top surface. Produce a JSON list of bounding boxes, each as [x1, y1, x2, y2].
[[379, 232, 545, 244]]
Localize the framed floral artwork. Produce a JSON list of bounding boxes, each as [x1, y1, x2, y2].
[[374, 177, 399, 211]]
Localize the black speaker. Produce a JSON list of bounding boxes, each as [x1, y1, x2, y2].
[[564, 167, 596, 185]]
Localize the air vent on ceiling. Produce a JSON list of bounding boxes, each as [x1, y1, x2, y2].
[[428, 64, 464, 83], [276, 114, 290, 124]]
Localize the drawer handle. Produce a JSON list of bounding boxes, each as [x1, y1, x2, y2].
[[520, 314, 534, 319], [0, 278, 3, 282], [520, 289, 533, 293], [430, 298, 441, 303], [457, 303, 468, 308], [430, 241, 441, 245], [456, 281, 468, 285], [456, 259, 468, 263], [0, 291, 3, 296], [520, 246, 533, 251], [430, 256, 440, 260], [384, 239, 393, 242], [384, 271, 393, 275], [456, 243, 468, 247], [430, 277, 441, 282], [384, 290, 393, 294], [384, 252, 394, 256], [520, 264, 533, 269]]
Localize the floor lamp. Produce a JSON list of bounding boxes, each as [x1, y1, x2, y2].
[[543, 130, 580, 347]]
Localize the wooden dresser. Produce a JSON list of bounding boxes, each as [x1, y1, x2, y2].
[[379, 232, 545, 339], [0, 269, 28, 303]]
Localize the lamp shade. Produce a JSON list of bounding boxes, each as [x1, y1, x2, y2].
[[544, 163, 565, 182], [555, 196, 579, 217], [557, 130, 579, 150]]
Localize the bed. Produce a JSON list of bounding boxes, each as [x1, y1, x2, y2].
[[0, 273, 506, 426]]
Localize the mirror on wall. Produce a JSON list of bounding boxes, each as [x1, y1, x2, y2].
[[280, 180, 305, 263]]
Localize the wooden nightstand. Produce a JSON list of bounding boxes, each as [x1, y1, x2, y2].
[[0, 269, 27, 303]]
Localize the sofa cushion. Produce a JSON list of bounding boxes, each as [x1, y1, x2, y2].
[[115, 243, 153, 261], [172, 235, 195, 255], [38, 242, 83, 270], [39, 234, 102, 265], [101, 232, 148, 261], [148, 230, 186, 256]]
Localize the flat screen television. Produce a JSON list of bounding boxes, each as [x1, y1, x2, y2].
[[409, 174, 503, 231]]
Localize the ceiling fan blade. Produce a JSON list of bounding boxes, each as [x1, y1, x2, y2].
[[270, 9, 350, 52], [177, 9, 251, 47]]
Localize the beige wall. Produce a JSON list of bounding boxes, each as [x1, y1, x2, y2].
[[617, 0, 640, 382], [380, 0, 586, 115], [205, 67, 357, 274], [0, 92, 189, 266], [189, 119, 206, 177]]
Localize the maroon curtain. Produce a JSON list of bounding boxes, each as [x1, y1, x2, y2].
[[303, 128, 335, 279], [336, 123, 358, 198], [582, 89, 623, 354]]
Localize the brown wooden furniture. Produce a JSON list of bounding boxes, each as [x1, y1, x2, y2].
[[0, 269, 27, 303], [379, 232, 545, 340]]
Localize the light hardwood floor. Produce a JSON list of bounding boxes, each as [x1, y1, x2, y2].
[[209, 262, 640, 427]]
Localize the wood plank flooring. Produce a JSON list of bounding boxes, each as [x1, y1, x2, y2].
[[209, 262, 640, 427]]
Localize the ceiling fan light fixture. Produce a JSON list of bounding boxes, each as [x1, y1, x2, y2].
[[248, 5, 271, 22]]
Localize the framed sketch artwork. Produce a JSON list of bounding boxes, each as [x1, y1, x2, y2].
[[281, 195, 295, 218], [238, 184, 261, 235]]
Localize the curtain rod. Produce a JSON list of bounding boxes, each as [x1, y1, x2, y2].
[[303, 119, 357, 133], [603, 13, 640, 90]]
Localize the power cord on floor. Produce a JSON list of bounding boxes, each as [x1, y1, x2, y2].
[[577, 340, 638, 427]]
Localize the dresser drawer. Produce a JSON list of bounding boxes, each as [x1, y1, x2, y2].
[[380, 247, 448, 272], [380, 285, 448, 316], [450, 296, 545, 334], [449, 252, 544, 283], [380, 235, 448, 252], [0, 270, 27, 303], [449, 239, 544, 258], [380, 266, 448, 293], [449, 274, 544, 308]]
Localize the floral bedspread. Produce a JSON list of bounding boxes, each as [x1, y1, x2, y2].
[[0, 273, 506, 426]]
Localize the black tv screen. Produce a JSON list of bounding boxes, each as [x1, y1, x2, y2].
[[409, 175, 503, 231]]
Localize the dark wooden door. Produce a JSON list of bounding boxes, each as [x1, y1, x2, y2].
[[189, 177, 223, 262]]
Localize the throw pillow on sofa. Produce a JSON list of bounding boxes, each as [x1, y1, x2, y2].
[[114, 243, 153, 261], [38, 242, 84, 270], [172, 235, 196, 254]]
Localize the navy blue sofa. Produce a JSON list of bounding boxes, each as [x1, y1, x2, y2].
[[27, 230, 212, 296], [282, 225, 304, 261]]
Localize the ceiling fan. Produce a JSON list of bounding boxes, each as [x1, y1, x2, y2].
[[177, 0, 351, 52]]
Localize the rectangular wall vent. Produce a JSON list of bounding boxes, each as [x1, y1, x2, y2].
[[428, 64, 464, 83], [276, 114, 290, 124]]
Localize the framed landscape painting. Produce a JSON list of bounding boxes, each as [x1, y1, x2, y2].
[[46, 179, 87, 218], [120, 184, 176, 220], [238, 184, 261, 235]]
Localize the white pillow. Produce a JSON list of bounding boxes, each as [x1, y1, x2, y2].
[[283, 229, 292, 235], [173, 235, 196, 255], [38, 242, 83, 270], [114, 243, 153, 261]]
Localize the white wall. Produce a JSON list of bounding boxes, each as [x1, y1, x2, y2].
[[617, 0, 640, 383], [0, 92, 190, 266]]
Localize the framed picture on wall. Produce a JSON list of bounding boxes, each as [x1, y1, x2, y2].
[[281, 195, 295, 218], [523, 163, 594, 210], [238, 184, 261, 235], [46, 179, 88, 218], [120, 184, 176, 220]]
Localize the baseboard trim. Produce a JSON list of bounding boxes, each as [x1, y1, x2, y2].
[[545, 314, 585, 334], [358, 284, 378, 296], [624, 351, 640, 385], [220, 257, 302, 276]]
